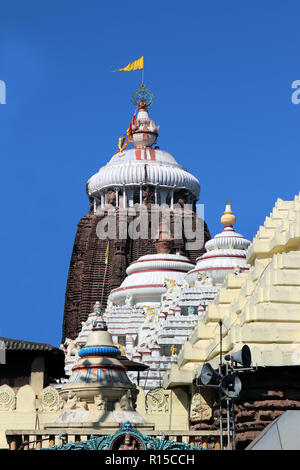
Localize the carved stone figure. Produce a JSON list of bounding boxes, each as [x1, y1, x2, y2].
[[65, 338, 79, 357], [106, 189, 116, 206], [143, 305, 155, 318], [190, 393, 212, 422], [64, 391, 87, 410], [176, 190, 189, 208], [196, 272, 213, 286], [118, 431, 141, 450], [187, 306, 195, 315], [76, 399, 88, 410], [65, 391, 77, 410], [163, 278, 178, 294], [94, 393, 106, 411], [119, 390, 133, 411], [125, 294, 133, 307], [130, 389, 138, 410], [142, 186, 154, 206], [234, 265, 243, 275]]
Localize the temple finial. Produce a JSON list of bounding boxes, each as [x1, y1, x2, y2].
[[132, 82, 154, 109], [221, 199, 236, 227]]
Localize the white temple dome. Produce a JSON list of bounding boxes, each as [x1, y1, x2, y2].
[[87, 148, 200, 198], [86, 107, 200, 202], [108, 253, 195, 306], [185, 202, 251, 286], [204, 226, 250, 251], [87, 149, 200, 199]]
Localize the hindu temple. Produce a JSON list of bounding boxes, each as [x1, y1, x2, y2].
[[2, 84, 300, 452], [61, 93, 211, 342]]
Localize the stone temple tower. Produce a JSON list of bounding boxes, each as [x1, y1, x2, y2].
[[62, 92, 211, 342]]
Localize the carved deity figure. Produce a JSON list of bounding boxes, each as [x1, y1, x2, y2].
[[64, 391, 87, 410], [65, 338, 79, 357], [234, 266, 242, 275], [113, 341, 126, 356], [176, 190, 189, 208], [125, 294, 133, 307], [190, 393, 212, 422], [106, 189, 116, 206], [143, 305, 154, 317], [119, 431, 141, 450], [119, 390, 133, 411], [142, 185, 154, 206], [65, 391, 77, 410], [170, 345, 177, 356], [196, 272, 213, 286], [163, 278, 178, 293], [94, 393, 106, 411], [187, 306, 195, 315]]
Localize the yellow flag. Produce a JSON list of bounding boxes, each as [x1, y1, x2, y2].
[[113, 56, 144, 72], [105, 240, 109, 265]]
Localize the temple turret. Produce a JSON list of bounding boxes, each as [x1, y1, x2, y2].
[[185, 200, 250, 286], [50, 312, 152, 431], [86, 104, 200, 210], [130, 104, 159, 148], [61, 89, 211, 343]]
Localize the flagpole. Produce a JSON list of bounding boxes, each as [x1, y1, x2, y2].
[[142, 66, 144, 85]]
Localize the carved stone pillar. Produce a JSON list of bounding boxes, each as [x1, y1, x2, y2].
[[154, 184, 158, 205], [122, 185, 126, 208], [160, 189, 168, 207], [139, 183, 143, 206], [115, 187, 119, 207], [101, 192, 105, 209], [171, 188, 174, 210]]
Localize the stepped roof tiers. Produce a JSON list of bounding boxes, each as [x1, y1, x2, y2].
[[49, 313, 152, 432], [63, 203, 250, 391], [63, 302, 148, 378], [164, 193, 300, 446], [62, 98, 211, 342]]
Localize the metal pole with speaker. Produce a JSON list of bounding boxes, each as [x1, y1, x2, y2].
[[197, 341, 256, 451], [221, 370, 242, 450], [231, 399, 236, 450], [224, 345, 252, 369], [218, 320, 223, 451]]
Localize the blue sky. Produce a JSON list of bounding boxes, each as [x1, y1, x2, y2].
[[0, 1, 299, 346]]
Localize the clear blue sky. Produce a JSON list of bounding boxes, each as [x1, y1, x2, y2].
[[0, 1, 299, 346]]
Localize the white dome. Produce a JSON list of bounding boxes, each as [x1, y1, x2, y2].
[[204, 226, 250, 251], [186, 248, 249, 286], [185, 203, 251, 286], [109, 253, 195, 306], [87, 148, 200, 198]]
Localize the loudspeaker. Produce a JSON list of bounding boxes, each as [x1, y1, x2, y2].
[[221, 374, 242, 398], [200, 363, 220, 385], [225, 345, 251, 368]]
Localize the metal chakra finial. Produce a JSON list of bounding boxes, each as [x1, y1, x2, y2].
[[225, 198, 232, 206], [132, 82, 154, 108]]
